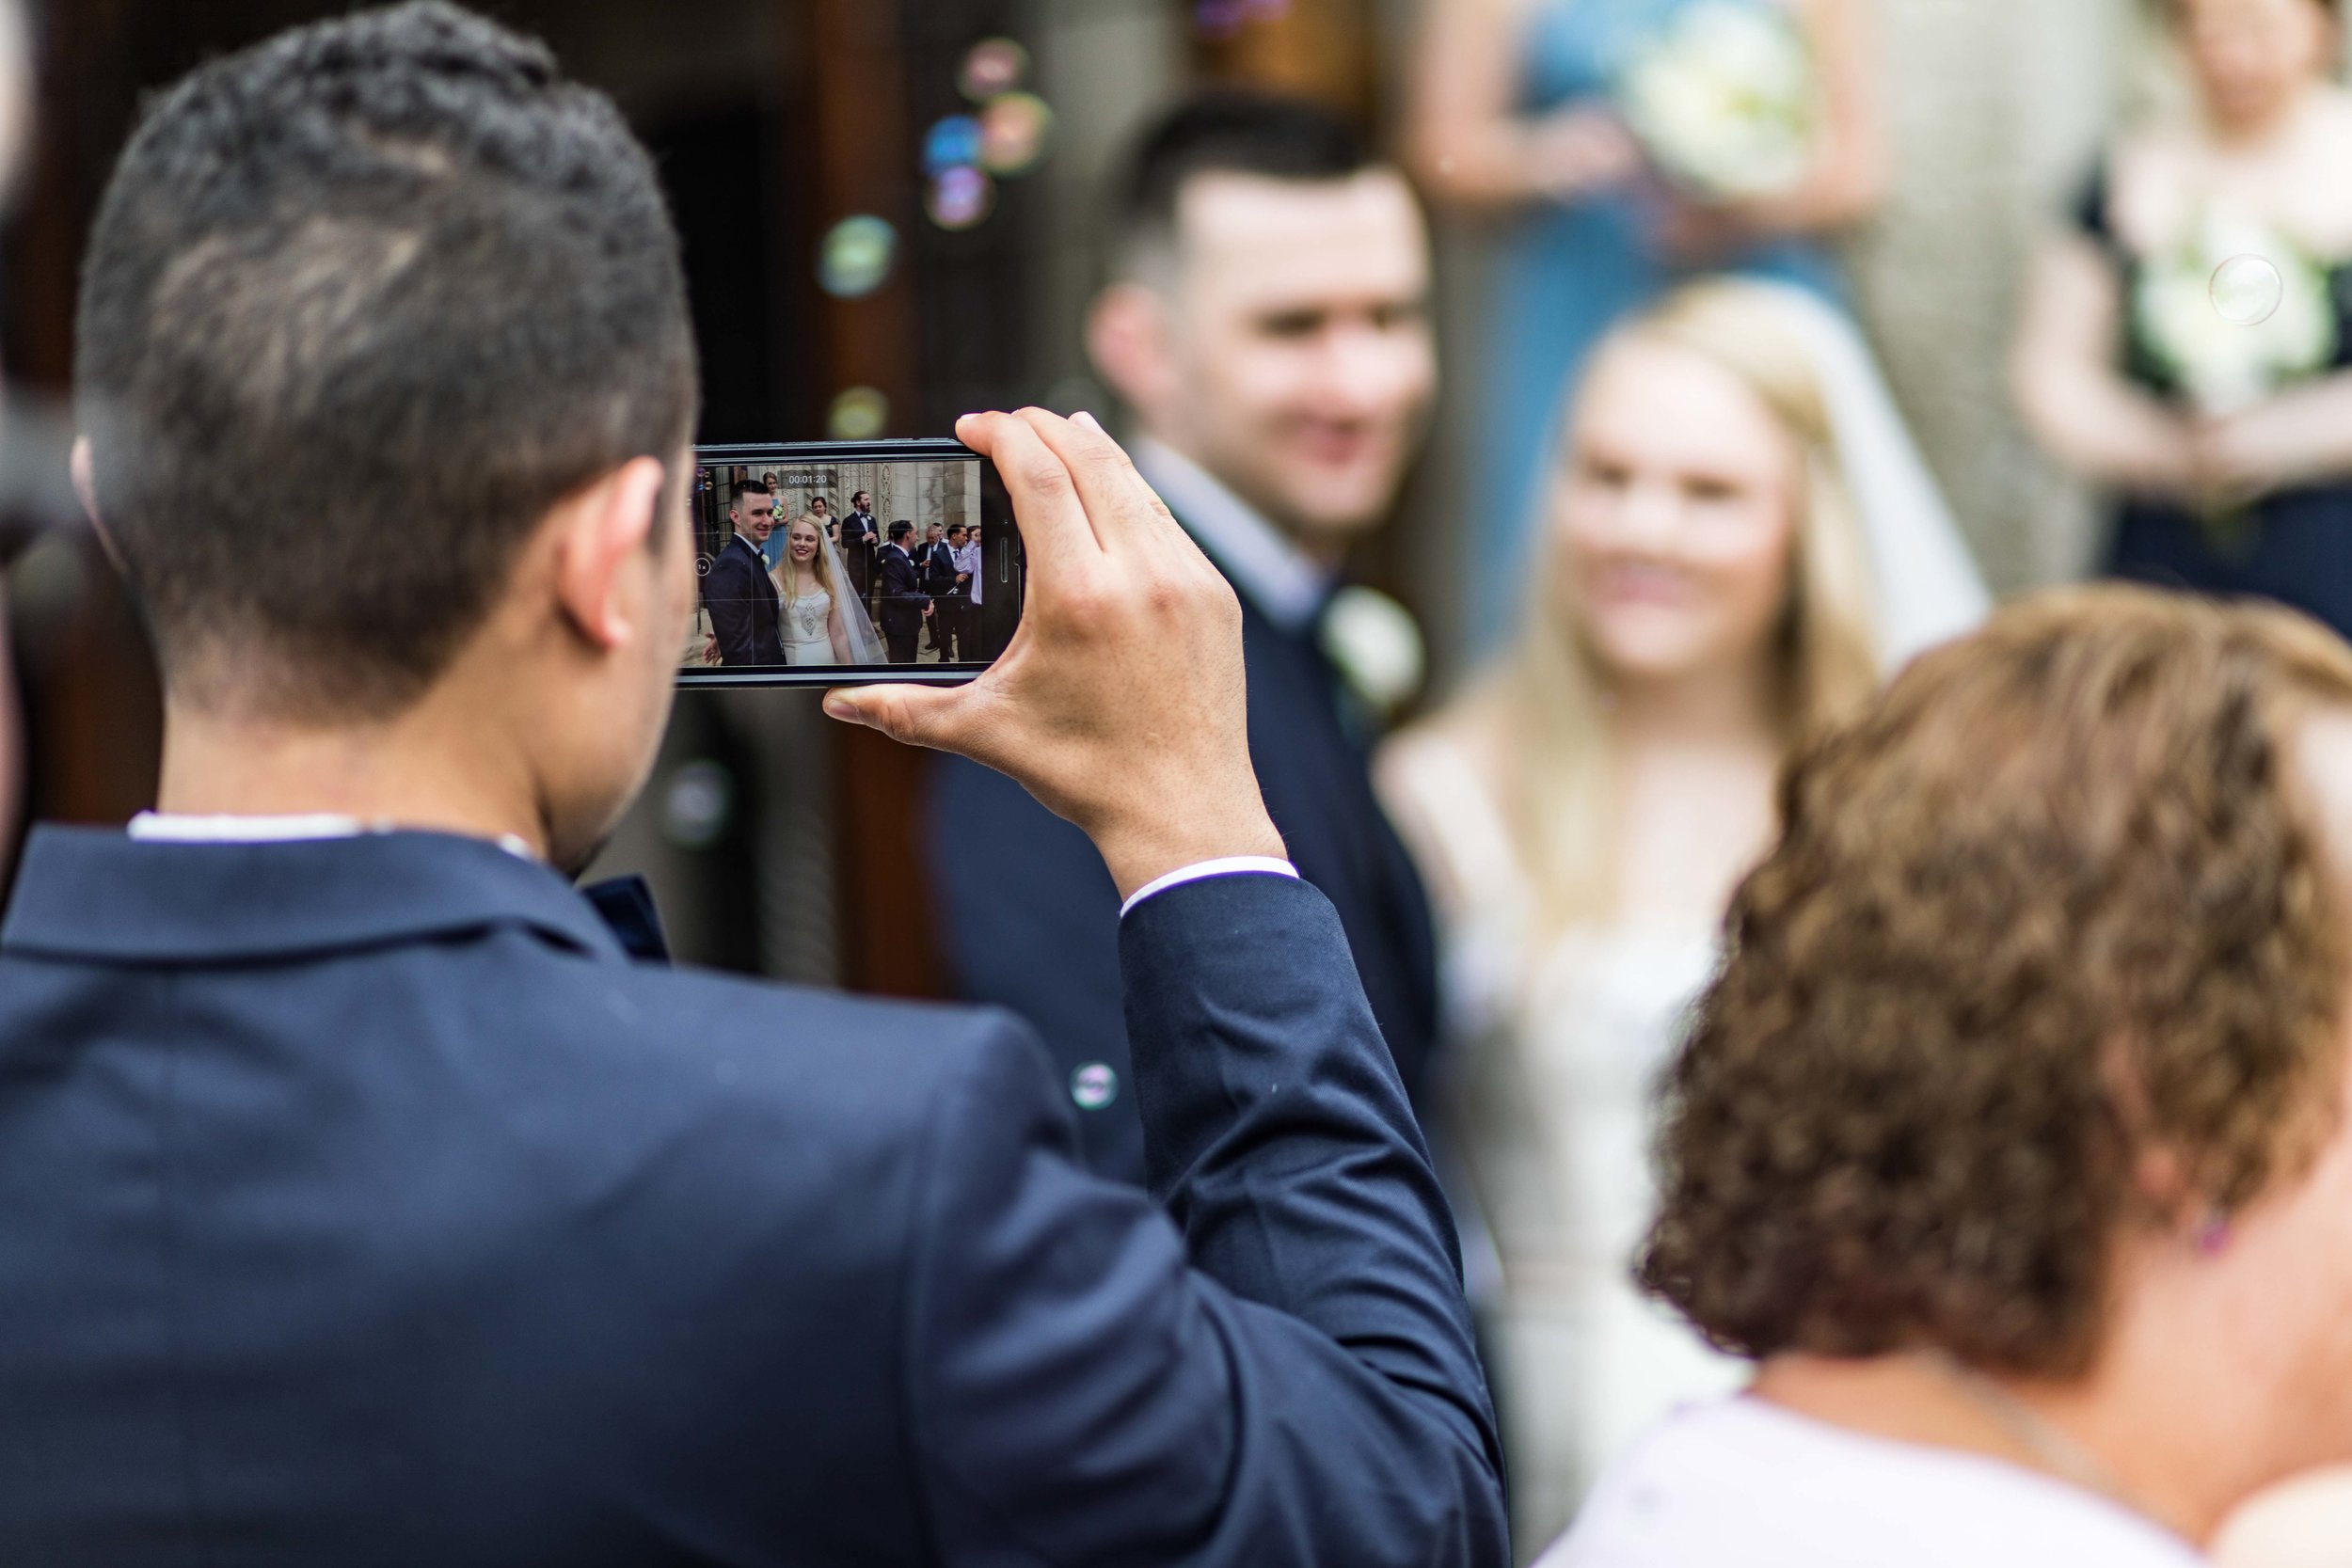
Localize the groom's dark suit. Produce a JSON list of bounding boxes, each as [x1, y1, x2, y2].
[[927, 523, 1441, 1182], [875, 541, 926, 664], [703, 532, 780, 667], [0, 829, 1503, 1564]]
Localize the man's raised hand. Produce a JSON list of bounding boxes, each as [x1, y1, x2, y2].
[[823, 409, 1283, 898]]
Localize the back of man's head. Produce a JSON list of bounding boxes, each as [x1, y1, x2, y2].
[[75, 1, 695, 721], [888, 521, 914, 543], [1104, 90, 1375, 289]]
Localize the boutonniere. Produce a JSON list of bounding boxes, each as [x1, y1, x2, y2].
[[1318, 586, 1426, 720]]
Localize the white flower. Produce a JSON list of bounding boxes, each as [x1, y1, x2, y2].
[[1620, 3, 1818, 200], [1319, 587, 1425, 716], [2133, 209, 2337, 415]]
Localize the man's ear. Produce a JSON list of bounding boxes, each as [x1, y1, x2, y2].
[[69, 436, 127, 574], [550, 456, 666, 653], [1086, 282, 1179, 424]]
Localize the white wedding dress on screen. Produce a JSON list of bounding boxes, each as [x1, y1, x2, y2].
[[773, 533, 884, 666], [780, 586, 838, 665]]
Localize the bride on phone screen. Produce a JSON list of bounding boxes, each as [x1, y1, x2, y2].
[[771, 514, 885, 666]]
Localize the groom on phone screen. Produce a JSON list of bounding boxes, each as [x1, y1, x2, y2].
[[703, 479, 779, 668], [876, 518, 926, 664]]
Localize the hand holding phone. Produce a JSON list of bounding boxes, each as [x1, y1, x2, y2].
[[824, 410, 1285, 900]]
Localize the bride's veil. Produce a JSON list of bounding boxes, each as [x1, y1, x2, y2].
[[820, 530, 887, 665]]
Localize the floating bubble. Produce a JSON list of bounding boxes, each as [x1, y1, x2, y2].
[[960, 37, 1028, 103], [923, 115, 985, 179], [827, 386, 890, 440], [980, 92, 1057, 176], [817, 214, 898, 299], [1071, 1062, 1120, 1111], [2212, 254, 2285, 326], [660, 759, 734, 850], [927, 166, 996, 230], [1195, 0, 1290, 40]]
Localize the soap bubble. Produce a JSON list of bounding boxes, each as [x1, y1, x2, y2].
[[1071, 1062, 1120, 1111], [923, 115, 985, 179], [2211, 254, 2285, 326], [827, 387, 890, 440], [980, 92, 1056, 176], [960, 38, 1028, 103], [817, 214, 897, 299], [1195, 0, 1290, 40], [927, 166, 995, 230], [660, 760, 734, 850]]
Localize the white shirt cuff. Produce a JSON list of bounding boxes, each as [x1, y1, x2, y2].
[[1119, 856, 1300, 919]]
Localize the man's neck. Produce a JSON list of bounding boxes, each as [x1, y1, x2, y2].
[[155, 694, 549, 860]]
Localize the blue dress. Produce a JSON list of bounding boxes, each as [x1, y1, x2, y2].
[[2075, 166, 2352, 641], [1470, 0, 1842, 649]]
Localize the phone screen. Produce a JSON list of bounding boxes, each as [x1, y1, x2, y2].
[[680, 440, 1020, 686]]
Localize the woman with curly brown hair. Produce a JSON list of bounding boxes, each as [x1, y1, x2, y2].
[[1540, 586, 2352, 1566]]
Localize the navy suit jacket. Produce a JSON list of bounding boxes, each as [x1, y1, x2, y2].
[[927, 572, 1442, 1181], [703, 534, 780, 667], [915, 541, 959, 598], [0, 829, 1501, 1566], [876, 544, 926, 638]]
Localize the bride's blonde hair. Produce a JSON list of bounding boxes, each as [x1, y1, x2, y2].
[[1463, 279, 1882, 933], [771, 514, 840, 599]]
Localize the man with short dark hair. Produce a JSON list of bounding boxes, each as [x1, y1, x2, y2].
[[842, 486, 878, 605], [706, 479, 780, 666], [877, 518, 928, 664], [2, 8, 1502, 1562], [917, 521, 958, 655], [945, 522, 979, 662], [928, 91, 1444, 1182]]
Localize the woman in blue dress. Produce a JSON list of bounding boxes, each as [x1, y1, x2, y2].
[[1408, 0, 1890, 650], [2013, 0, 2352, 641]]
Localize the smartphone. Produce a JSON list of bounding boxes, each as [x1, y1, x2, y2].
[[679, 438, 1021, 687]]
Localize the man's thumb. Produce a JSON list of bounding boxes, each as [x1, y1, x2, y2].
[[822, 683, 959, 751]]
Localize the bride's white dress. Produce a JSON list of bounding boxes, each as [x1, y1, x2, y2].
[[780, 586, 836, 665], [1383, 731, 1749, 1560]]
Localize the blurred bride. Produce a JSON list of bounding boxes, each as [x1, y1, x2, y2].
[[1377, 278, 1986, 1552], [771, 513, 883, 666]]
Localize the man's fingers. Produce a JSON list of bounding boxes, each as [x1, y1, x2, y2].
[[821, 683, 971, 752], [955, 411, 1101, 567], [1021, 409, 1187, 556]]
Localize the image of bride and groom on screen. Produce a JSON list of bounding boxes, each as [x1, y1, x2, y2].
[[694, 479, 971, 669]]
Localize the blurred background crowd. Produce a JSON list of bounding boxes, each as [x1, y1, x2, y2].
[[7, 0, 2352, 1559]]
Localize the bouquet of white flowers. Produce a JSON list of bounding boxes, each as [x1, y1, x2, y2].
[[1619, 2, 1818, 201], [2133, 210, 2337, 416]]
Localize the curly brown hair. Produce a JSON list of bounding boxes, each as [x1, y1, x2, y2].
[[1639, 587, 2352, 1378]]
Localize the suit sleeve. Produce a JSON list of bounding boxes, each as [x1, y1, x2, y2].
[[705, 555, 760, 668], [921, 756, 1138, 1179], [901, 875, 1506, 1568]]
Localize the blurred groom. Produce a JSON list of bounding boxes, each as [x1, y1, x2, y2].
[[927, 93, 1442, 1181]]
